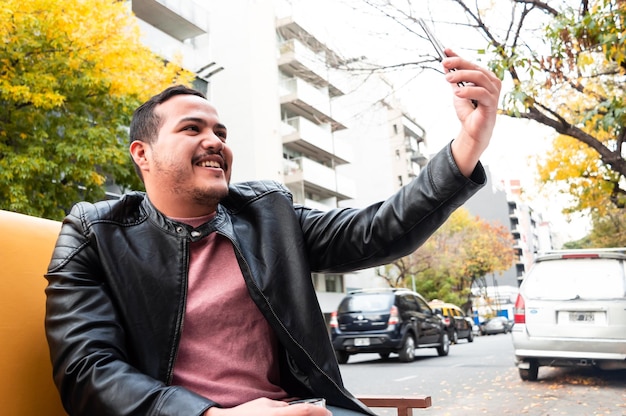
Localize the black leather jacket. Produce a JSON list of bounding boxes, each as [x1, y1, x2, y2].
[[45, 144, 485, 416]]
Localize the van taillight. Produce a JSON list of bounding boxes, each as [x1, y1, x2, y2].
[[514, 294, 526, 324], [388, 306, 399, 326], [330, 311, 338, 328]]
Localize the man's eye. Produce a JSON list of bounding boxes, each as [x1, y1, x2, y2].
[[183, 125, 200, 132], [216, 131, 227, 140]]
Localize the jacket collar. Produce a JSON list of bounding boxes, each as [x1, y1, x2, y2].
[[139, 194, 230, 242]]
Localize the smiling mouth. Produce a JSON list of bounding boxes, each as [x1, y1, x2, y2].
[[196, 160, 222, 169]]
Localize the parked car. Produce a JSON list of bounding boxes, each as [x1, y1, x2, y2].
[[512, 248, 626, 381], [428, 300, 474, 344], [330, 288, 450, 363], [479, 316, 512, 335]]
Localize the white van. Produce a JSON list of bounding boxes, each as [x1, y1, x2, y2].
[[512, 248, 626, 381]]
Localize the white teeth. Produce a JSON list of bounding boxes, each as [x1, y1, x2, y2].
[[198, 160, 220, 168]]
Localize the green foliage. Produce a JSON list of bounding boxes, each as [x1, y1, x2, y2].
[[459, 0, 626, 247], [413, 268, 467, 307], [0, 0, 193, 220], [562, 237, 593, 249], [448, 0, 626, 230], [513, 2, 625, 208], [363, 0, 625, 225]]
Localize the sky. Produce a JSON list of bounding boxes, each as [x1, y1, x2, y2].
[[280, 0, 591, 241]]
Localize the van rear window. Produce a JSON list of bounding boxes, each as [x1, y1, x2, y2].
[[524, 259, 626, 300]]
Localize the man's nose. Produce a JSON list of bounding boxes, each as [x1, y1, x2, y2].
[[200, 133, 224, 151]]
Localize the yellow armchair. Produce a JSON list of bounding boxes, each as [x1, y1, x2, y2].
[[0, 209, 66, 415]]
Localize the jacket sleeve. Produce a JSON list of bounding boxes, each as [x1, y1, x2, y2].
[[44, 205, 214, 416], [299, 142, 487, 273]]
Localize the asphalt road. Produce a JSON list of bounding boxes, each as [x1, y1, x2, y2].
[[338, 332, 626, 415]]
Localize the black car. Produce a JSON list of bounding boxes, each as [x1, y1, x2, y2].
[[330, 288, 450, 363]]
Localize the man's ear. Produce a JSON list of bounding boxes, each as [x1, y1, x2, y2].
[[130, 140, 149, 171]]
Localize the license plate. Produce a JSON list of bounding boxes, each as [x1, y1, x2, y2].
[[569, 312, 594, 322], [354, 338, 370, 346]]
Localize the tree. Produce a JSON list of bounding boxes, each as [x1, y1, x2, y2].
[[351, 0, 625, 215], [536, 129, 626, 245], [537, 134, 617, 216], [378, 208, 515, 304], [461, 216, 518, 292], [0, 0, 194, 220]]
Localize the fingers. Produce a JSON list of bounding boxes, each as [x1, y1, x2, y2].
[[441, 49, 502, 109], [442, 49, 502, 176], [208, 398, 332, 416], [278, 403, 332, 415]]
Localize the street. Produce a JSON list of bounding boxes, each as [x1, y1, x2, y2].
[[339, 333, 626, 415]]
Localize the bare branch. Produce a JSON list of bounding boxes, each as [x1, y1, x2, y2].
[[512, 0, 560, 16]]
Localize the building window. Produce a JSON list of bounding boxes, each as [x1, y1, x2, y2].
[[311, 273, 343, 293], [324, 274, 343, 293]]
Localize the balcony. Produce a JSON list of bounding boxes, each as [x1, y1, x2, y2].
[[278, 39, 344, 97], [402, 116, 426, 141], [276, 16, 349, 96], [280, 77, 346, 131], [410, 152, 428, 167], [132, 0, 209, 41], [283, 157, 355, 201], [281, 117, 350, 165]]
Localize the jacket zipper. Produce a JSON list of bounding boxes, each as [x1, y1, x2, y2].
[[166, 235, 190, 385]]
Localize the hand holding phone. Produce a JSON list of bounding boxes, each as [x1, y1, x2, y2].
[[417, 18, 478, 108]]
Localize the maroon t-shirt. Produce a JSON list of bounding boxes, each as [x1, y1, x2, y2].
[[170, 215, 288, 407]]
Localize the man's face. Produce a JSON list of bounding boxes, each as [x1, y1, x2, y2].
[[135, 94, 233, 217]]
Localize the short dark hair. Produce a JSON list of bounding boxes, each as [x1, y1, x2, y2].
[[130, 85, 206, 145], [129, 85, 206, 180]]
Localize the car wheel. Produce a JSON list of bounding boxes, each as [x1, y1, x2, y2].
[[451, 330, 458, 344], [398, 334, 415, 362], [519, 361, 539, 381], [467, 330, 474, 343], [379, 352, 390, 360], [336, 350, 349, 364], [436, 332, 450, 356]]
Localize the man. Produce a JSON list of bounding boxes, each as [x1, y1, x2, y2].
[[45, 50, 501, 415]]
